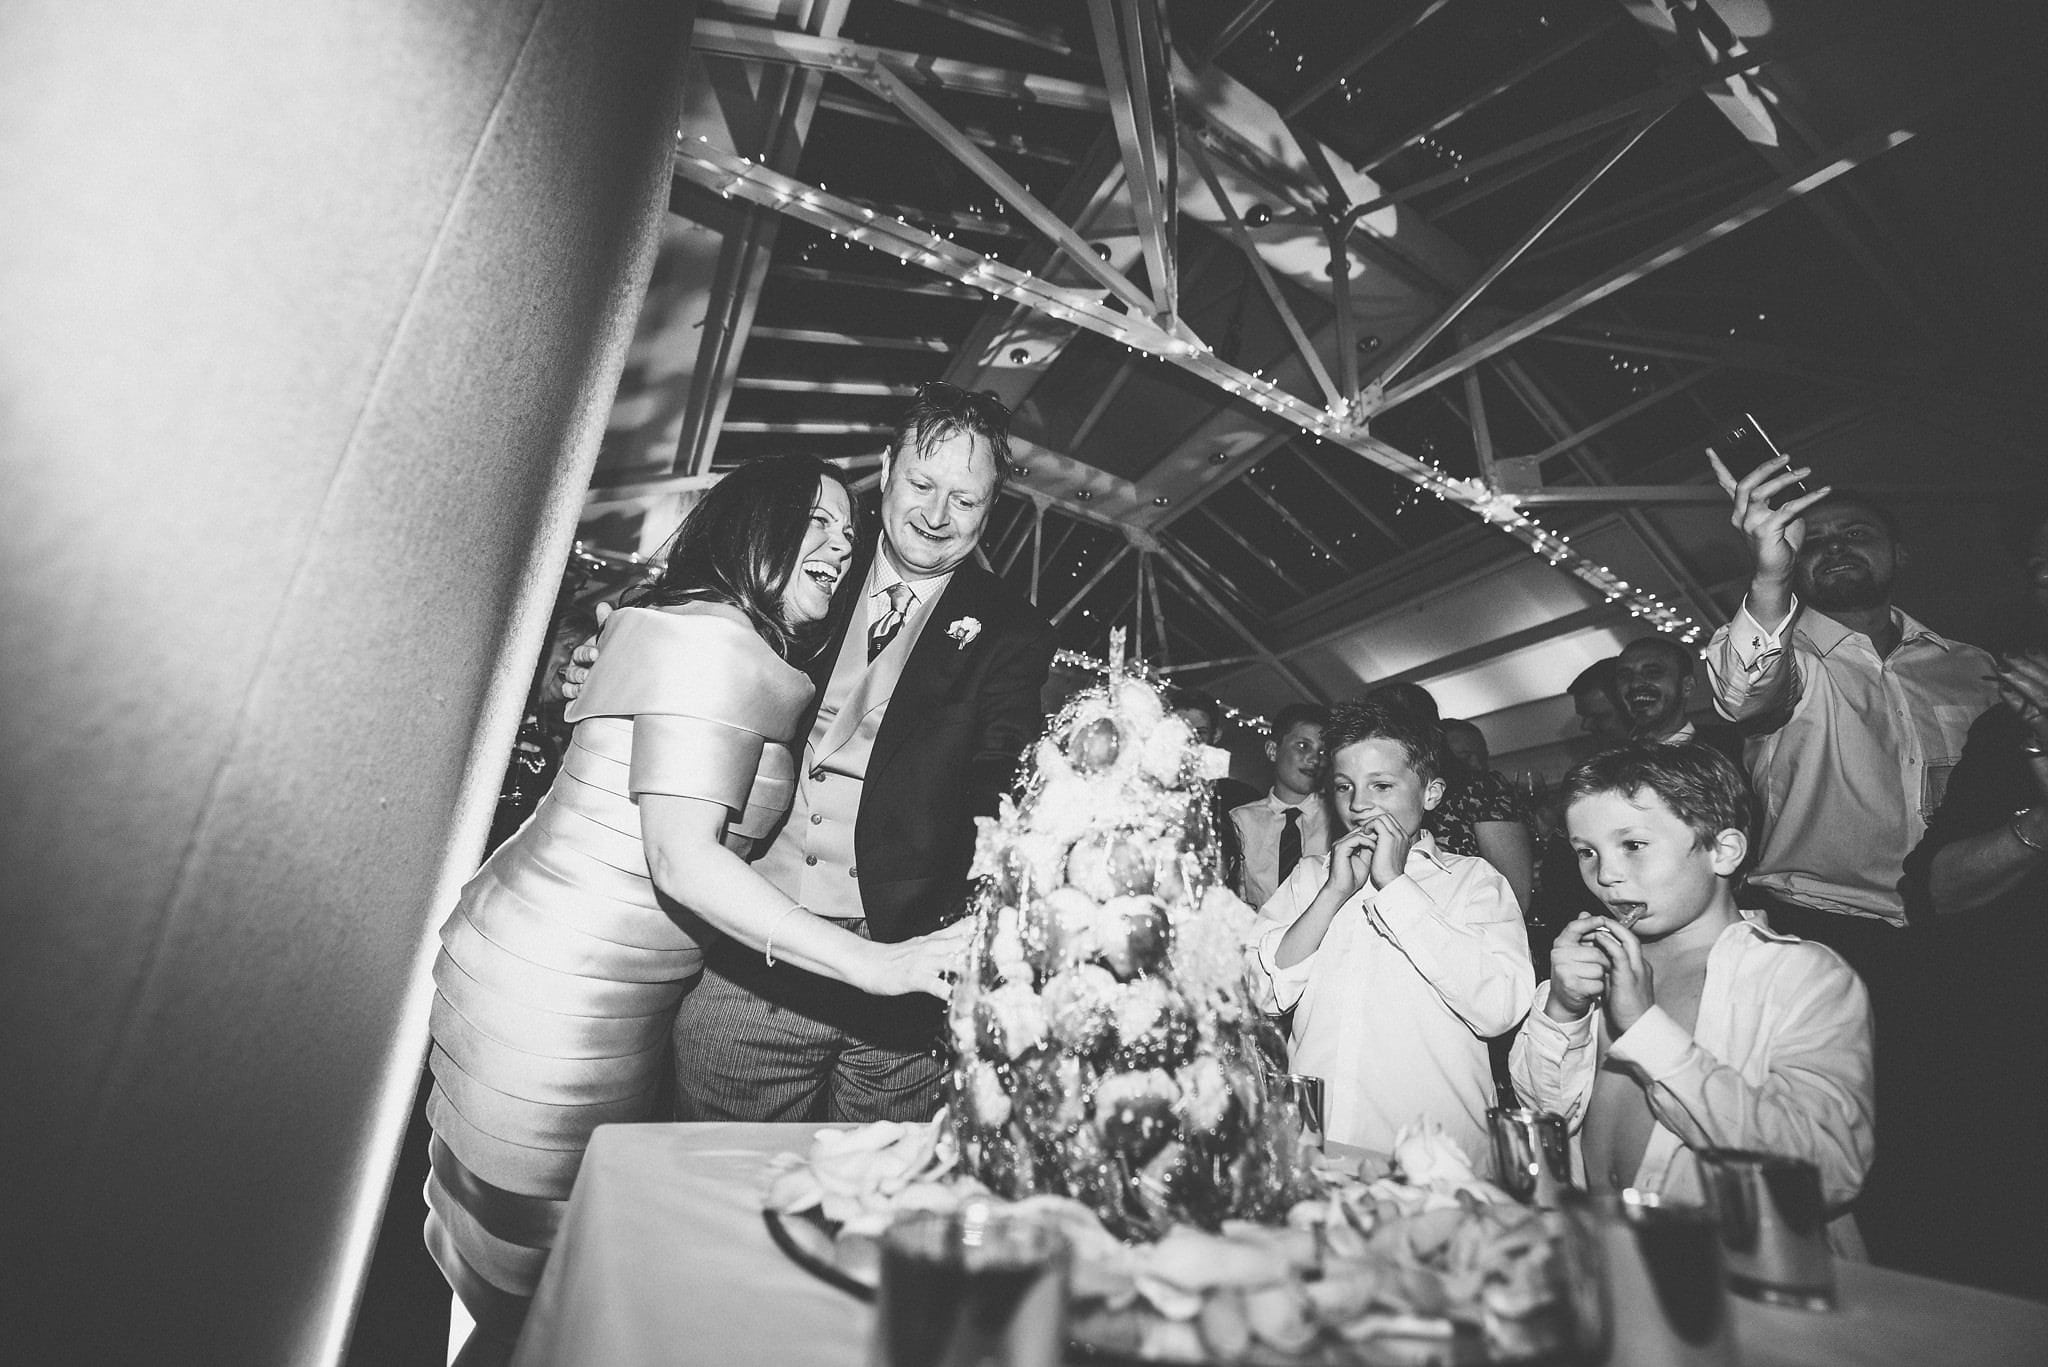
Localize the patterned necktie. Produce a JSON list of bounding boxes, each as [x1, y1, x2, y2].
[[868, 582, 911, 662], [1278, 807, 1302, 886]]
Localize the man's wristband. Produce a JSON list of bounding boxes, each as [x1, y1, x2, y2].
[[2011, 809, 2047, 855]]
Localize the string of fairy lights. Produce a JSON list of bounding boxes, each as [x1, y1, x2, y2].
[[672, 137, 1708, 654]]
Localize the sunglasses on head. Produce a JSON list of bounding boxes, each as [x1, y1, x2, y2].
[[915, 380, 1011, 421]]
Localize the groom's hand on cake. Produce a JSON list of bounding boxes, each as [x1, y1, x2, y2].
[[864, 917, 975, 1000]]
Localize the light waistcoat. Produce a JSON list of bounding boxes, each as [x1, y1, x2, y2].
[[753, 568, 948, 920]]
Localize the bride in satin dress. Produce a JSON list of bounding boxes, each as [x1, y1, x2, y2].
[[423, 457, 970, 1360]]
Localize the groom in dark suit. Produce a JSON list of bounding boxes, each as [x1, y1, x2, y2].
[[671, 382, 1057, 1122]]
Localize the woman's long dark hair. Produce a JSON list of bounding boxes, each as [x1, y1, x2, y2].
[[626, 456, 854, 660]]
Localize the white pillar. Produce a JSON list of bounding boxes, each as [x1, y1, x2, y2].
[[0, 3, 696, 1362]]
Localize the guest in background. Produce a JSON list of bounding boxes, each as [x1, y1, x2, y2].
[[1703, 461, 1996, 960], [1374, 684, 1534, 914], [1440, 717, 1492, 778], [1232, 702, 1330, 909], [1532, 664, 1624, 958], [1569, 657, 1630, 746], [424, 459, 967, 1362], [1614, 634, 1744, 765], [1704, 458, 1997, 1261], [1899, 495, 2048, 1299], [1170, 687, 1259, 896]]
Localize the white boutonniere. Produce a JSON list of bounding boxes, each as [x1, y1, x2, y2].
[[946, 616, 982, 649]]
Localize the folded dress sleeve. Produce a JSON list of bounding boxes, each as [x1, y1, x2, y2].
[[564, 606, 812, 820]]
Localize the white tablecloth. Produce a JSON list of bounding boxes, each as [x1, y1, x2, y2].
[[510, 1123, 2048, 1367]]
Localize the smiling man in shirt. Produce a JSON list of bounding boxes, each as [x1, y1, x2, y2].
[[1705, 454, 1996, 1258], [1704, 459, 1996, 941]]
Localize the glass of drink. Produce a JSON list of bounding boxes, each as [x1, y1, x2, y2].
[[1698, 1150, 1836, 1310], [1587, 1189, 1737, 1367], [1488, 1106, 1573, 1206], [870, 1202, 1070, 1367], [1273, 1072, 1326, 1150]]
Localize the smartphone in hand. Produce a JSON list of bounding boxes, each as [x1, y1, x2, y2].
[[1709, 411, 1810, 509]]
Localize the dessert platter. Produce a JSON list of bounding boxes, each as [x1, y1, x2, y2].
[[764, 651, 1592, 1364]]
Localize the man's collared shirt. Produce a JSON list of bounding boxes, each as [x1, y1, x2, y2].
[[864, 559, 953, 650], [1231, 791, 1331, 908], [1704, 597, 1996, 923]]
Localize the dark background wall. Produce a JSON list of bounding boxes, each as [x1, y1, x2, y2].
[[0, 3, 695, 1362]]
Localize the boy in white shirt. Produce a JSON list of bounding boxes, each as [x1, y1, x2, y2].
[[1251, 697, 1533, 1162], [1510, 743, 1874, 1252]]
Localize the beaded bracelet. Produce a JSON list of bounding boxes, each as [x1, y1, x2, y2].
[[763, 903, 808, 967]]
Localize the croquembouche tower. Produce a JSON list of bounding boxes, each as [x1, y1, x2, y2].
[[948, 632, 1309, 1240]]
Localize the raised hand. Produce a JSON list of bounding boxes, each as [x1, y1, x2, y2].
[[1707, 449, 1832, 622], [1591, 919, 1654, 1035], [1544, 914, 1609, 1021]]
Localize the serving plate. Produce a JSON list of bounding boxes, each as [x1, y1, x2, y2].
[[762, 1206, 1585, 1367]]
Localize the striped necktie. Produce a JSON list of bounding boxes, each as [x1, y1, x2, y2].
[[868, 582, 911, 662]]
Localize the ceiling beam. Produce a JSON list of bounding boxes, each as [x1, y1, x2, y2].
[[731, 376, 917, 396], [1282, 0, 1460, 119], [1053, 543, 1137, 625], [1367, 112, 1669, 393], [672, 141, 1710, 639], [748, 324, 949, 351], [1515, 365, 1719, 467], [1088, 0, 1179, 323], [1520, 153, 1757, 264], [858, 61, 1158, 316], [1234, 471, 1361, 574], [1354, 11, 1624, 174], [1183, 135, 1342, 409], [1201, 0, 1280, 63], [1198, 504, 1316, 600], [1494, 357, 1726, 630], [691, 17, 1108, 111], [1373, 114, 1921, 412], [877, 0, 1074, 57], [672, 3, 852, 476], [768, 261, 983, 297], [1341, 48, 1769, 232], [814, 89, 1077, 165], [1155, 546, 1328, 703], [1293, 443, 1411, 552]]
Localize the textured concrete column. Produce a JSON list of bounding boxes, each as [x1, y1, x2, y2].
[[0, 3, 694, 1362]]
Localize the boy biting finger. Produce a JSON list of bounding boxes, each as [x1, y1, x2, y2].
[[1509, 743, 1875, 1255]]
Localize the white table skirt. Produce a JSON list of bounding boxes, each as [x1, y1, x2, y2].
[[510, 1123, 2048, 1367]]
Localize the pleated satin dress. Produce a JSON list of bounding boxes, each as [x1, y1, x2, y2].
[[423, 603, 811, 1334]]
